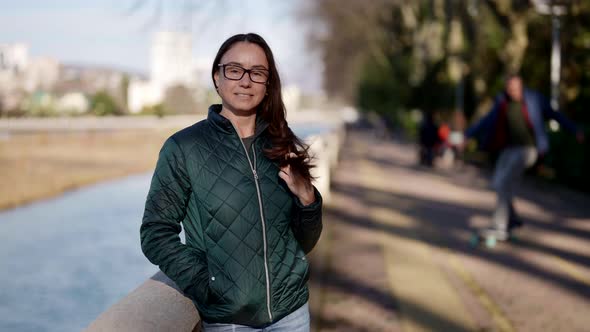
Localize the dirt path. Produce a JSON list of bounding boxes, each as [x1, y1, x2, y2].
[[309, 129, 590, 332]]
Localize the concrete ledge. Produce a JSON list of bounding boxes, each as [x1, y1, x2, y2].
[[307, 123, 345, 205], [84, 271, 201, 332], [0, 115, 206, 132], [308, 134, 332, 204]]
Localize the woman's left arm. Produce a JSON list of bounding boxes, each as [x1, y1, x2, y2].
[[279, 161, 323, 254], [290, 186, 323, 254]]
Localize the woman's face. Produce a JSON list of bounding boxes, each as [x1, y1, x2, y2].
[[214, 42, 269, 115]]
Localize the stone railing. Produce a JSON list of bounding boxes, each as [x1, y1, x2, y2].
[[85, 271, 201, 332], [0, 114, 205, 132]]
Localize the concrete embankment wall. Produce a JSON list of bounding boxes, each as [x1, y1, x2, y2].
[[0, 115, 205, 132]]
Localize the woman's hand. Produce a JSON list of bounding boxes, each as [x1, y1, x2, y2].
[[279, 153, 315, 206]]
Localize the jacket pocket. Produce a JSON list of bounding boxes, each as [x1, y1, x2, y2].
[[206, 260, 229, 305], [294, 250, 310, 289]]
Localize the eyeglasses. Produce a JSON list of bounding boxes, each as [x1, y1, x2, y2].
[[218, 64, 269, 84]]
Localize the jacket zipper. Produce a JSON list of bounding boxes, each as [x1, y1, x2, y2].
[[252, 145, 273, 322], [231, 125, 273, 322]]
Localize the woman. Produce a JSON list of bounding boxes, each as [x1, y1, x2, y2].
[[140, 33, 322, 331]]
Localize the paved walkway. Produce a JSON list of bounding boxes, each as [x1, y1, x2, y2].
[[308, 129, 590, 332]]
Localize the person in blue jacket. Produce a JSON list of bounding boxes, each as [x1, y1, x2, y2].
[[465, 73, 584, 240]]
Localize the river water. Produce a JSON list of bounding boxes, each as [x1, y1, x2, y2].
[[0, 173, 157, 332]]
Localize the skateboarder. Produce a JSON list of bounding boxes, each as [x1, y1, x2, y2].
[[464, 73, 584, 241]]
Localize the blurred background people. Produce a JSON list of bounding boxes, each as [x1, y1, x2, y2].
[[464, 74, 584, 240], [418, 111, 441, 167]]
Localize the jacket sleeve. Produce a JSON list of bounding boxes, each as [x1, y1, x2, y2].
[[291, 186, 323, 254], [538, 92, 578, 134], [140, 137, 209, 301]]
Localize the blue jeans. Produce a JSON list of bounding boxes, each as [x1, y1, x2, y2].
[[201, 302, 310, 332], [491, 146, 537, 235]]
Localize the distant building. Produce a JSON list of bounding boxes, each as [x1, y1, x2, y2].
[[128, 79, 164, 114], [192, 57, 213, 88], [0, 43, 60, 96], [151, 31, 194, 89], [0, 41, 143, 116], [0, 90, 26, 112], [55, 92, 89, 114], [0, 43, 29, 74], [0, 43, 30, 95], [59, 65, 125, 95], [24, 57, 60, 92], [130, 30, 202, 113], [0, 44, 51, 114], [283, 85, 302, 114]]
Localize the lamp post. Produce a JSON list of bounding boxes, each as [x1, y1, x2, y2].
[[532, 0, 568, 111]]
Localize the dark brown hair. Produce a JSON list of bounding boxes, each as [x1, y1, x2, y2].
[[211, 33, 315, 183]]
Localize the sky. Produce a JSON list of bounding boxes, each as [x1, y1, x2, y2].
[[0, 0, 323, 93]]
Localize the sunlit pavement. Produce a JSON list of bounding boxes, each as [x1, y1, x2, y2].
[[308, 129, 590, 332]]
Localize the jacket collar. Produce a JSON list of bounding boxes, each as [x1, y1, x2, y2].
[[207, 104, 269, 137]]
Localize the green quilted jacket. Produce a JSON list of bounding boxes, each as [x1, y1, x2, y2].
[[140, 104, 323, 327]]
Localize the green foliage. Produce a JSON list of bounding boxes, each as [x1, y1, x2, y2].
[[120, 74, 130, 112], [545, 125, 589, 191], [140, 103, 166, 118], [309, 0, 590, 192], [520, 16, 552, 94], [91, 91, 122, 116], [357, 58, 409, 118], [397, 110, 420, 140], [24, 92, 57, 117], [28, 105, 56, 117], [409, 59, 456, 112]]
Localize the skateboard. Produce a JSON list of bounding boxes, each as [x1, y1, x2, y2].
[[470, 229, 518, 248]]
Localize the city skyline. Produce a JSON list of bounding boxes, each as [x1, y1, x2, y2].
[[0, 0, 323, 93]]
